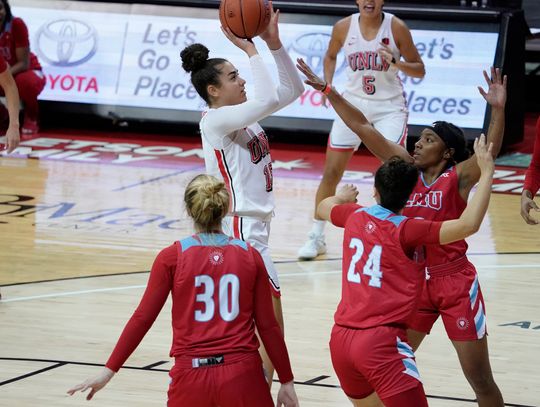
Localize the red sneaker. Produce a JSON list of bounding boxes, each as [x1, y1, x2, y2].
[[22, 118, 39, 135]]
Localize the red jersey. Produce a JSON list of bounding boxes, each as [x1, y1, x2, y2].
[[403, 166, 467, 266], [331, 203, 441, 329], [0, 54, 6, 72], [524, 116, 540, 196], [105, 233, 293, 384], [0, 18, 41, 70]]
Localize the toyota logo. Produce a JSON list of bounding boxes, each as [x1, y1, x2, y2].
[[289, 32, 346, 76], [35, 19, 98, 67]]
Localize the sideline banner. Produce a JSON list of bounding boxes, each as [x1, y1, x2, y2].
[[16, 4, 498, 129]]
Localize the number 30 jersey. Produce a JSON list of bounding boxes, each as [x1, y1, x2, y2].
[[343, 12, 403, 100], [330, 204, 442, 329], [105, 233, 293, 382]]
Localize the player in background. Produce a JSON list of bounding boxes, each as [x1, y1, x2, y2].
[[67, 174, 299, 407], [520, 115, 540, 224], [298, 0, 425, 260], [0, 53, 19, 154], [0, 0, 46, 135], [180, 2, 304, 385], [318, 135, 495, 407], [297, 59, 506, 406]]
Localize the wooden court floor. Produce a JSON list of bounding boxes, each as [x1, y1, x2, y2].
[[1, 148, 539, 407]]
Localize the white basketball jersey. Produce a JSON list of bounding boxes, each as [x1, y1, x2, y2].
[[343, 12, 404, 100], [201, 118, 275, 221]]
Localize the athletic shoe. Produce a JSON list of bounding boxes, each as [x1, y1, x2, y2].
[[297, 233, 327, 260], [22, 118, 39, 135]]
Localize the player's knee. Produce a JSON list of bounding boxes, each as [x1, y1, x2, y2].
[[465, 369, 496, 394]]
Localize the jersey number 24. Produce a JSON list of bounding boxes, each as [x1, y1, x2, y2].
[[347, 237, 382, 287]]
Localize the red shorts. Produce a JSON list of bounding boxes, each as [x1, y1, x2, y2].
[[167, 352, 273, 407], [408, 257, 487, 341], [329, 324, 425, 402]]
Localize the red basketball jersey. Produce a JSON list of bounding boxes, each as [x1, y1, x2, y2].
[[0, 18, 41, 70], [170, 234, 268, 356], [403, 166, 467, 266], [331, 204, 433, 329]]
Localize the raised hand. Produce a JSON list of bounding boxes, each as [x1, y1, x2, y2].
[[473, 134, 494, 175], [296, 58, 326, 91], [336, 184, 359, 203], [221, 26, 257, 56], [478, 67, 507, 109], [67, 368, 115, 401], [259, 1, 281, 49]]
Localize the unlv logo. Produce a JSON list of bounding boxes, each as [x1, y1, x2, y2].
[[247, 130, 270, 164], [406, 191, 442, 210]]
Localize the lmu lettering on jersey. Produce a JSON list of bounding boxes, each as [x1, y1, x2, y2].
[[247, 129, 270, 164], [348, 51, 391, 72], [406, 191, 443, 210]]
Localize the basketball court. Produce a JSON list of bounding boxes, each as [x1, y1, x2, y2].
[[1, 126, 539, 407]]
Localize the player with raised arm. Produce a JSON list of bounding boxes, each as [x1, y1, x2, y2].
[[319, 135, 495, 407], [180, 2, 304, 385], [297, 58, 506, 406], [298, 0, 425, 260]]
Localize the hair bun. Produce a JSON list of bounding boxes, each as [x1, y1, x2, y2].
[[180, 44, 210, 73]]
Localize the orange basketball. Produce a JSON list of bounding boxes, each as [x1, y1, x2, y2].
[[219, 0, 271, 40]]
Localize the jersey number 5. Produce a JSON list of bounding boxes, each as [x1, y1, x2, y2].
[[362, 75, 376, 95], [194, 274, 240, 322], [347, 238, 383, 287]]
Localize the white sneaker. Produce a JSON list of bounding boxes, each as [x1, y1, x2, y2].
[[297, 233, 327, 260]]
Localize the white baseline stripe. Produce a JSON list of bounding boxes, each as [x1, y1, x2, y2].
[[2, 264, 539, 303], [1, 285, 146, 303]]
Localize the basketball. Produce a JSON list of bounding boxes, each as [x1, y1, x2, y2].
[[219, 0, 271, 39]]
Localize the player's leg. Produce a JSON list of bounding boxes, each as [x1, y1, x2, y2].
[[348, 392, 384, 407], [407, 278, 439, 351], [437, 263, 503, 406], [452, 337, 503, 407], [297, 116, 357, 259], [238, 218, 282, 387]]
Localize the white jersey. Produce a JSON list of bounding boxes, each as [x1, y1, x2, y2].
[[343, 12, 403, 101], [200, 48, 304, 221]]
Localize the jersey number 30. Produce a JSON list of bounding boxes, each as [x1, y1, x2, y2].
[[347, 238, 383, 287], [194, 274, 240, 322]]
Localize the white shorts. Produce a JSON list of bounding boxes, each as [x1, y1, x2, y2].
[[328, 92, 408, 151], [222, 215, 280, 297]]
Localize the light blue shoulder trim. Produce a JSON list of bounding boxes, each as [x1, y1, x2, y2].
[[198, 233, 229, 247], [179, 236, 201, 252], [364, 205, 407, 227], [230, 239, 248, 251]]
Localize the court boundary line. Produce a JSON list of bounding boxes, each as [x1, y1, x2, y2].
[[0, 357, 534, 407]]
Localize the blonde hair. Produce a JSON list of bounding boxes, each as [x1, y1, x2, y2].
[[184, 174, 229, 232]]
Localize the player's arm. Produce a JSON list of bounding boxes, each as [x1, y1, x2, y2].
[[439, 136, 494, 244], [67, 245, 175, 400], [0, 64, 20, 153], [296, 58, 412, 163], [259, 5, 304, 109], [457, 67, 507, 196], [382, 17, 425, 78], [317, 184, 359, 223], [324, 17, 348, 88]]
